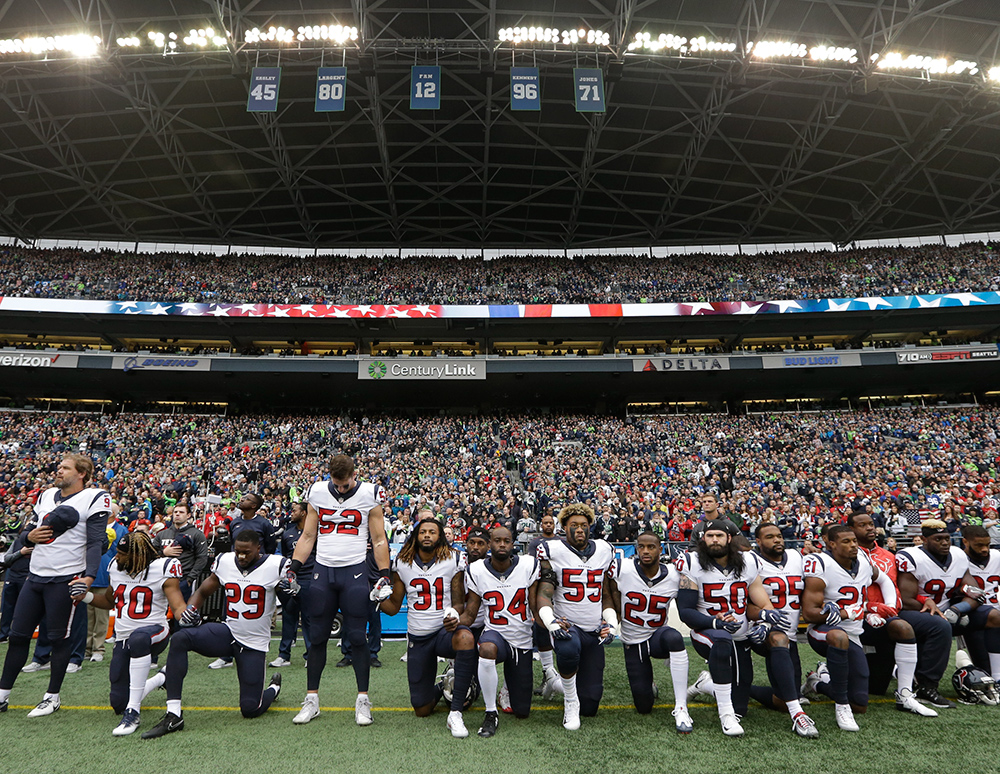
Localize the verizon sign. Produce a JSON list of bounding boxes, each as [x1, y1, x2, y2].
[[0, 353, 78, 368]]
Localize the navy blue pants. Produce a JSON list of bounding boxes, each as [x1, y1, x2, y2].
[[406, 626, 475, 711], [32, 602, 86, 667], [0, 577, 83, 695], [108, 625, 170, 714], [691, 628, 753, 716], [807, 626, 869, 707], [551, 626, 606, 717], [340, 597, 381, 658], [623, 626, 685, 713], [0, 576, 23, 638], [306, 562, 371, 692], [165, 622, 276, 718], [897, 609, 962, 687], [480, 630, 533, 718], [955, 605, 1000, 675], [278, 582, 311, 662]]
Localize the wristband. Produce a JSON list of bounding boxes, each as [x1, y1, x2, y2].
[[379, 567, 390, 580], [289, 559, 302, 574], [82, 591, 95, 604], [443, 606, 459, 621], [602, 608, 620, 631], [538, 606, 557, 630], [916, 594, 928, 605]]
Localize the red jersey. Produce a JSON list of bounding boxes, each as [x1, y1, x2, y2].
[[859, 544, 897, 606]]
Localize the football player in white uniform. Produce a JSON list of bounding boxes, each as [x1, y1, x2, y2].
[[897, 520, 1000, 689], [77, 531, 187, 735], [141, 529, 286, 738], [536, 503, 616, 732], [380, 518, 477, 738], [460, 526, 539, 738], [288, 454, 391, 726], [802, 525, 898, 732], [676, 520, 777, 737], [606, 530, 692, 733], [0, 454, 111, 718]]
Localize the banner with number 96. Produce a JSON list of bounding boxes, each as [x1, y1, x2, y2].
[[315, 67, 347, 112], [510, 67, 540, 111]]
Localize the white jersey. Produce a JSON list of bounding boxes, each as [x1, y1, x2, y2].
[[753, 550, 805, 642], [616, 557, 679, 646], [676, 551, 760, 639], [968, 549, 1000, 606], [213, 553, 286, 652], [465, 555, 539, 650], [393, 549, 466, 636], [464, 571, 487, 629], [31, 486, 111, 577], [802, 551, 873, 638], [896, 546, 970, 611], [538, 538, 616, 631], [109, 557, 182, 641], [307, 480, 385, 568]]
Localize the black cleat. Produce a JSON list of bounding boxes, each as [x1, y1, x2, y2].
[[268, 673, 282, 700], [0, 699, 7, 713], [914, 684, 957, 709], [141, 711, 184, 739], [477, 710, 499, 738], [370, 656, 382, 668], [335, 657, 353, 668]]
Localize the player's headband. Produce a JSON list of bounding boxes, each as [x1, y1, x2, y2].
[[466, 527, 489, 542], [921, 524, 949, 537]]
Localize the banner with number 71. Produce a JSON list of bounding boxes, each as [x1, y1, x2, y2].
[[573, 68, 605, 113]]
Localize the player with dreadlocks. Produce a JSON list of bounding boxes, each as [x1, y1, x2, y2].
[[380, 518, 477, 738], [77, 530, 186, 736]]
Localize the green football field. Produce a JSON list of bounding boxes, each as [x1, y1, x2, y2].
[[0, 639, 992, 774]]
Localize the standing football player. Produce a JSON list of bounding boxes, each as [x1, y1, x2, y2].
[[0, 454, 111, 717], [272, 502, 313, 668], [288, 455, 391, 726], [380, 519, 477, 738], [676, 520, 776, 737], [606, 530, 693, 733], [536, 503, 616, 732], [801, 525, 897, 731], [897, 520, 1000, 690], [141, 530, 286, 738], [460, 526, 539, 738], [848, 511, 939, 716], [76, 531, 187, 735]]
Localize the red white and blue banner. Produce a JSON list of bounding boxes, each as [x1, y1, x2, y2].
[[0, 292, 997, 319]]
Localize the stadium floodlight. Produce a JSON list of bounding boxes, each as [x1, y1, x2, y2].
[[294, 25, 358, 44], [877, 51, 980, 76], [989, 66, 1000, 83], [810, 45, 858, 64], [0, 33, 101, 57], [749, 40, 808, 59], [498, 26, 609, 46]]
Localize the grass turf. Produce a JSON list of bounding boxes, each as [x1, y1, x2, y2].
[[0, 639, 993, 774]]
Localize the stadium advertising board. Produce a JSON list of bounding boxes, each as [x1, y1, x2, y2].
[[633, 356, 730, 372], [762, 353, 862, 369], [0, 353, 77, 368], [113, 356, 212, 373], [359, 358, 486, 381], [895, 346, 999, 365]]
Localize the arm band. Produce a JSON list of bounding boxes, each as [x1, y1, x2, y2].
[[82, 592, 94, 604], [289, 559, 302, 574], [379, 567, 390, 580], [916, 594, 928, 605], [538, 606, 558, 630]]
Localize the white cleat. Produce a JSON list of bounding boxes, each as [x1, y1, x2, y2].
[[112, 708, 141, 736], [562, 698, 581, 731], [355, 694, 373, 726], [687, 670, 713, 701], [447, 710, 469, 738], [498, 683, 512, 714], [720, 713, 744, 737], [293, 694, 320, 724], [541, 669, 564, 700], [835, 703, 859, 732], [208, 658, 232, 669], [27, 697, 60, 717], [269, 657, 292, 668], [21, 661, 49, 674], [896, 687, 938, 717], [672, 706, 694, 733], [791, 711, 819, 738]]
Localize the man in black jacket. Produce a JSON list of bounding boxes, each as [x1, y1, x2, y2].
[[152, 502, 209, 601]]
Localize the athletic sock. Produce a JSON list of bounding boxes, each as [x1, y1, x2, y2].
[[989, 652, 1000, 683], [562, 674, 579, 704], [539, 650, 554, 671], [0, 688, 11, 703], [478, 658, 498, 712], [894, 641, 918, 692], [141, 669, 166, 701], [128, 654, 152, 712], [669, 651, 690, 709], [166, 699, 182, 716], [785, 699, 803, 717], [715, 682, 735, 718]]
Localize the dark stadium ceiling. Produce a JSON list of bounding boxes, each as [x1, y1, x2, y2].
[[1, 1, 1000, 251]]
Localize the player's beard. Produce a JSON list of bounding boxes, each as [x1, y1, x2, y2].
[[706, 544, 728, 559]]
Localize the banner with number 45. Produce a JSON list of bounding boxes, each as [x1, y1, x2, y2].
[[247, 67, 281, 112]]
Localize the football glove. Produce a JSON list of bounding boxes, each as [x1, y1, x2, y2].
[[821, 601, 842, 627], [712, 616, 742, 634], [864, 613, 887, 629], [943, 608, 970, 627], [179, 605, 202, 628], [748, 622, 770, 645], [370, 576, 392, 603], [539, 606, 572, 639], [962, 584, 988, 602], [69, 579, 90, 600], [759, 609, 790, 629], [277, 568, 300, 597], [844, 603, 865, 622], [866, 602, 898, 619]]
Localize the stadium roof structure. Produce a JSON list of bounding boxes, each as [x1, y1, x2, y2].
[[1, 1, 1000, 252]]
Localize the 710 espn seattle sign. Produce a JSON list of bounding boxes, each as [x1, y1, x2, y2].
[[358, 358, 485, 381], [896, 347, 999, 364]]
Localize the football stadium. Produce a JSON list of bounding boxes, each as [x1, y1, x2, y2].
[[2, 2, 1000, 773]]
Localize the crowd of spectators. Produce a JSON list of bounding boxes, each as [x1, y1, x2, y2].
[[2, 242, 999, 305], [1, 406, 998, 554]]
